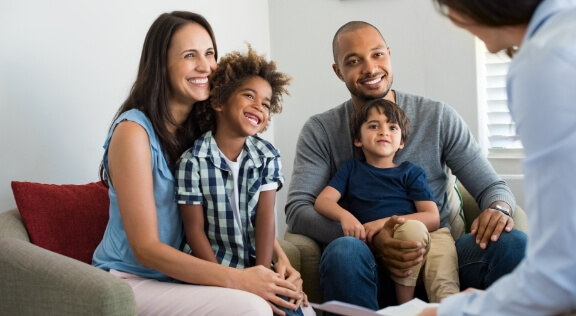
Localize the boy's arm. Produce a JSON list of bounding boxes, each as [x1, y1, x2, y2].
[[180, 204, 218, 263], [408, 200, 440, 232], [255, 189, 276, 267], [364, 200, 440, 242], [315, 186, 365, 241], [314, 186, 346, 221]]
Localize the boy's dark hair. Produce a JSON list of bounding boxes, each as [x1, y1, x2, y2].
[[350, 99, 410, 157], [194, 44, 291, 134]]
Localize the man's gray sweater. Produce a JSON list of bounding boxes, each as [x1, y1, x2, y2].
[[285, 90, 515, 245]]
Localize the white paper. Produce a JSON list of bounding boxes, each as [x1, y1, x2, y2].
[[311, 298, 439, 316], [377, 298, 439, 316], [310, 301, 380, 316]]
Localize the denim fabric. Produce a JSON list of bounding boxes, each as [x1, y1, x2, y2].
[[319, 230, 526, 312], [456, 229, 527, 290], [275, 296, 304, 316], [319, 236, 399, 315]]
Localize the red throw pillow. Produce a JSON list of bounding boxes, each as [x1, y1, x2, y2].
[[11, 181, 110, 264]]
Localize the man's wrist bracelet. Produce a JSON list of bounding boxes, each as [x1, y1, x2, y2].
[[490, 204, 511, 217]]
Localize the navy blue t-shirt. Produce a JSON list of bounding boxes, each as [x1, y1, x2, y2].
[[328, 159, 435, 223]]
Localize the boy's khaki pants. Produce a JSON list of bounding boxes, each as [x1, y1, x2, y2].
[[392, 220, 460, 302]]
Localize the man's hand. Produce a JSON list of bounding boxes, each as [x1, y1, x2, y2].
[[363, 219, 386, 243], [470, 205, 514, 249], [370, 216, 425, 278]]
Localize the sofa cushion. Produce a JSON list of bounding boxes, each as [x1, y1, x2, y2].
[[11, 181, 109, 264], [445, 168, 466, 240]]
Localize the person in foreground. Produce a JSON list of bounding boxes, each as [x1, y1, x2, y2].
[[175, 45, 309, 316], [92, 11, 306, 315], [285, 20, 527, 309], [314, 98, 459, 304], [419, 0, 576, 315]]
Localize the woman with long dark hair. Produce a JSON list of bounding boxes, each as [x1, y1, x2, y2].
[[92, 11, 306, 315]]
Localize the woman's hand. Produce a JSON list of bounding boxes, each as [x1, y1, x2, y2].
[[275, 255, 308, 308], [235, 265, 300, 315], [274, 239, 308, 308]]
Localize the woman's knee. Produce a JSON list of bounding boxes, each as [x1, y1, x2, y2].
[[222, 290, 272, 316], [133, 283, 272, 316]]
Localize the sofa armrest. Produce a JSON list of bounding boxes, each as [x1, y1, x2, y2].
[[510, 205, 528, 234], [277, 238, 301, 272], [0, 208, 30, 241], [458, 183, 529, 234], [284, 230, 324, 304], [0, 237, 136, 315]]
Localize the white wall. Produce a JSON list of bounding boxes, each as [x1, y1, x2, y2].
[[268, 0, 482, 236], [0, 0, 524, 237], [0, 1, 271, 209]]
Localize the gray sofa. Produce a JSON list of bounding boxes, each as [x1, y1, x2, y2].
[[0, 207, 301, 316]]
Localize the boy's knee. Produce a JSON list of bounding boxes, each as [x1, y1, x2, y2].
[[394, 220, 430, 247]]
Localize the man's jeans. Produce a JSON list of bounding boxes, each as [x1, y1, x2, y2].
[[319, 229, 527, 310]]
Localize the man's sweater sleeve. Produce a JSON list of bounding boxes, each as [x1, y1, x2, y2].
[[285, 116, 344, 245], [441, 104, 516, 211]]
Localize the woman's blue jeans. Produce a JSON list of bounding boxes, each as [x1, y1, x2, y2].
[[319, 229, 526, 311]]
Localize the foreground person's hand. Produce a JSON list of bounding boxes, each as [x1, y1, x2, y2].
[[417, 288, 483, 315], [419, 306, 438, 316]]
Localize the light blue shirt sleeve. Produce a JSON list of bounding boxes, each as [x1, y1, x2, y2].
[[439, 0, 576, 314]]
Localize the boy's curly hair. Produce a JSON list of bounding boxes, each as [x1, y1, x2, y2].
[[193, 44, 291, 134]]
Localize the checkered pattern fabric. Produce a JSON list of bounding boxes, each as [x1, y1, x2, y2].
[[175, 131, 284, 268]]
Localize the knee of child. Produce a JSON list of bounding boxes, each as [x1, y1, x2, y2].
[[394, 220, 429, 246]]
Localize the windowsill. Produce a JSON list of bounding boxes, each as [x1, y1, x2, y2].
[[488, 148, 524, 175], [488, 148, 524, 159]]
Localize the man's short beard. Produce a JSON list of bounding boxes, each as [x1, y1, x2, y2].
[[348, 76, 393, 102]]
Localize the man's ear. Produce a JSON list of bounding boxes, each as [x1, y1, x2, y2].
[[332, 63, 344, 82], [353, 138, 363, 148]]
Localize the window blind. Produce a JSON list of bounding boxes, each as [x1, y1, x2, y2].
[[483, 50, 523, 149]]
